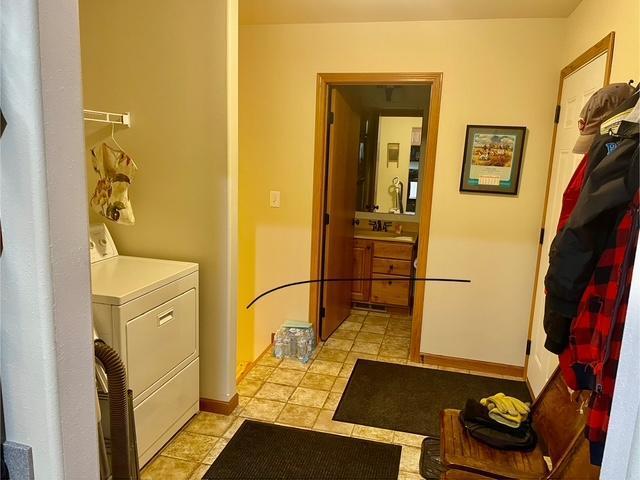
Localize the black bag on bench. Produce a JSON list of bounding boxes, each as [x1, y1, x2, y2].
[[459, 399, 537, 451]]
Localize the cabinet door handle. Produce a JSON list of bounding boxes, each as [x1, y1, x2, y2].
[[389, 265, 394, 271], [158, 309, 174, 326], [388, 280, 393, 285]]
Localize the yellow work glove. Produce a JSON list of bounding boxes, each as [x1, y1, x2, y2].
[[480, 393, 531, 428]]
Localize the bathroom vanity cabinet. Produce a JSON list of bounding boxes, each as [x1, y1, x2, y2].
[[352, 235, 416, 308]]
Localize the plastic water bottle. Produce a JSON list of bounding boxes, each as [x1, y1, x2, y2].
[[296, 330, 311, 363], [308, 328, 317, 351], [282, 329, 293, 358], [291, 328, 301, 359], [274, 329, 285, 359]]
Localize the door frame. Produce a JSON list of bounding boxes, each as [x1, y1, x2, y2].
[[523, 33, 615, 385], [308, 72, 443, 362]]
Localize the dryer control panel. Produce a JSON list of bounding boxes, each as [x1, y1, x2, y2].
[[89, 223, 118, 263]]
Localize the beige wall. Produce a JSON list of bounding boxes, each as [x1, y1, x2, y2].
[[564, 0, 639, 83], [375, 116, 422, 213], [240, 18, 565, 366], [79, 0, 237, 401]]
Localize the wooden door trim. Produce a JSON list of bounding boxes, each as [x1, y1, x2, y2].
[[309, 72, 443, 362], [523, 33, 615, 378]]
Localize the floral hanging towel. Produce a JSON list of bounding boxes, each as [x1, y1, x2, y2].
[[90, 143, 137, 225]]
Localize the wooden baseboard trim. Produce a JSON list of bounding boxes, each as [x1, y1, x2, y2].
[[525, 378, 535, 399], [236, 342, 274, 384], [385, 306, 411, 316], [236, 360, 255, 383], [207, 344, 274, 416], [421, 353, 524, 379], [199, 394, 238, 416]]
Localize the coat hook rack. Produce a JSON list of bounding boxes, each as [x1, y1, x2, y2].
[[83, 109, 131, 127]]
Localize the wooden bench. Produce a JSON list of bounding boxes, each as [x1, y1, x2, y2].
[[440, 368, 600, 479]]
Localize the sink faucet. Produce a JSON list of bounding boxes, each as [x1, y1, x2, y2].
[[368, 220, 393, 232]]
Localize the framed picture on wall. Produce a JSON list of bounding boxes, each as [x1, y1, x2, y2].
[[459, 125, 527, 195], [387, 142, 400, 167]]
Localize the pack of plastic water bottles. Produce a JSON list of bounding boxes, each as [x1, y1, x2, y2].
[[273, 321, 317, 363]]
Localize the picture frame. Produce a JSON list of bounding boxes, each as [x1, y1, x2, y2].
[[387, 142, 400, 167], [459, 125, 527, 195]]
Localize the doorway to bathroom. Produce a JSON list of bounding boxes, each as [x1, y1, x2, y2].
[[308, 73, 443, 362]]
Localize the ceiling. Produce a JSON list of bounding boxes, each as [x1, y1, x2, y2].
[[240, 0, 583, 25]]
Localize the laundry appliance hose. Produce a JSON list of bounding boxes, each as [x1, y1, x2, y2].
[[95, 339, 133, 480]]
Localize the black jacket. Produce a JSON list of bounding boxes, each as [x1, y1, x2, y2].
[[544, 94, 640, 354]]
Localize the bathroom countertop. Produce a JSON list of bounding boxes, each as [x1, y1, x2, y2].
[[353, 231, 417, 244]]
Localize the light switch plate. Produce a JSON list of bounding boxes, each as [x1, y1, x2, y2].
[[269, 190, 281, 208]]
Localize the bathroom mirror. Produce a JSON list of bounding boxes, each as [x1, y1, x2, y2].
[[337, 84, 429, 218], [358, 115, 423, 215]]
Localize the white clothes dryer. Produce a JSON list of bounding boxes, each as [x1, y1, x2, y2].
[[90, 224, 199, 466]]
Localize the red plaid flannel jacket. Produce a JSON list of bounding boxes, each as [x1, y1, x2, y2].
[[553, 150, 639, 463], [556, 193, 638, 464], [571, 196, 638, 446]]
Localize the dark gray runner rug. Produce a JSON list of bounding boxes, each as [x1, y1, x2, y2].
[[334, 359, 531, 436], [203, 420, 401, 479]]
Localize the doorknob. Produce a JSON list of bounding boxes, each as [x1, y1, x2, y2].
[[352, 218, 360, 226]]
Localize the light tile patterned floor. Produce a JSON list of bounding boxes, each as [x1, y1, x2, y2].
[[141, 311, 513, 479]]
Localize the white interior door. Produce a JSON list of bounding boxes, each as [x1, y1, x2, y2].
[[527, 53, 608, 397]]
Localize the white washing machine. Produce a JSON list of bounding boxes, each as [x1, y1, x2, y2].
[[90, 224, 200, 466]]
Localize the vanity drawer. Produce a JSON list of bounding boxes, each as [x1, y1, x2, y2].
[[373, 241, 414, 260], [372, 257, 412, 276], [126, 289, 197, 396], [370, 274, 411, 306]]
